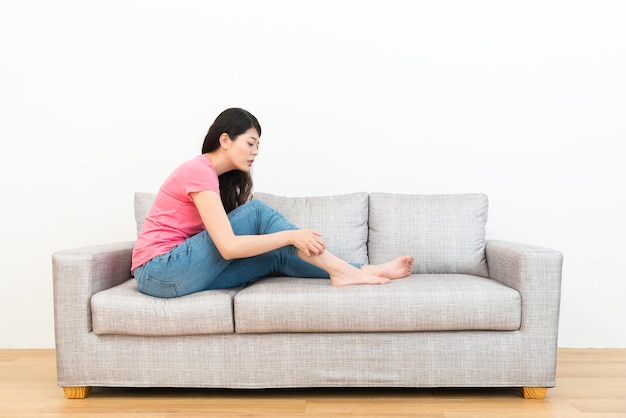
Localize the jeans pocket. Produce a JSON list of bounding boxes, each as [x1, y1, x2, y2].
[[140, 275, 179, 298]]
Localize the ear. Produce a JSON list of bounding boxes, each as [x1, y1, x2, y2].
[[219, 133, 231, 150]]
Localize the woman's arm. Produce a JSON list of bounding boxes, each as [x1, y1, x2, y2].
[[190, 190, 325, 260]]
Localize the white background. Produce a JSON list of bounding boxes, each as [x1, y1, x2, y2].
[[1, 0, 624, 348]]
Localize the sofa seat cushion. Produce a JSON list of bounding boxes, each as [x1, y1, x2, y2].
[[234, 275, 521, 333], [91, 279, 239, 336]]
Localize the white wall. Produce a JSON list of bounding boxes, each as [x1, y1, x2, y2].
[[1, 0, 624, 348]]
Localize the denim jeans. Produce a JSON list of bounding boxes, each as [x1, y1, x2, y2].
[[134, 200, 358, 298]]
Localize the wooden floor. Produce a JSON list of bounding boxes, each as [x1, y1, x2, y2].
[[1, 349, 624, 417]]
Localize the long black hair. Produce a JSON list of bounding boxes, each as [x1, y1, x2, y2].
[[202, 108, 261, 213]]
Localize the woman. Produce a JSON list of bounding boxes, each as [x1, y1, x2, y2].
[[132, 108, 413, 298]]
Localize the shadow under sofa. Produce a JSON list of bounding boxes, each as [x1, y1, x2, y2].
[[52, 192, 563, 399]]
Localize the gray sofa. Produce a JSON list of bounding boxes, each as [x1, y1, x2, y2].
[[52, 192, 563, 399]]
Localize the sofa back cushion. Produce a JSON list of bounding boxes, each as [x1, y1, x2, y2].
[[254, 192, 369, 266], [368, 193, 489, 277], [134, 192, 156, 235]]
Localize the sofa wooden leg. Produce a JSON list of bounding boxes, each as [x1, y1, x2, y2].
[[63, 386, 92, 399], [521, 387, 548, 399]]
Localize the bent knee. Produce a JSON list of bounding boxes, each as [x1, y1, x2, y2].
[[247, 199, 269, 209]]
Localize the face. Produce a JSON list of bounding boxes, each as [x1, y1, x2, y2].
[[224, 128, 260, 172]]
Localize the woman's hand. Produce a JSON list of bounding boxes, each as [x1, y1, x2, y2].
[[290, 229, 326, 257]]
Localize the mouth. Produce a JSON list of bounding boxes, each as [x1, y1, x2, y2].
[[247, 160, 254, 167]]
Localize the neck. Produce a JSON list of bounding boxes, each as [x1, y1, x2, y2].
[[204, 151, 230, 176]]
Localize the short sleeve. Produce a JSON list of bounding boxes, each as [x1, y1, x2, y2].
[[174, 156, 220, 197]]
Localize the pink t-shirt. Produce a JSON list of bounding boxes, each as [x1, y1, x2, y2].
[[131, 155, 220, 271]]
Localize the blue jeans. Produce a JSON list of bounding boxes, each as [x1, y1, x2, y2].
[[134, 200, 359, 298]]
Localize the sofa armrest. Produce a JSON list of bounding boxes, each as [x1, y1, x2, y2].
[[486, 240, 563, 335], [52, 241, 134, 336]]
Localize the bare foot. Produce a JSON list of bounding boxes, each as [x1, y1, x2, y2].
[[295, 249, 392, 286], [362, 256, 414, 280], [330, 265, 392, 286]]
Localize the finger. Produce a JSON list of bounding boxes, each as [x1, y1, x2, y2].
[[310, 242, 322, 254], [313, 237, 326, 248]]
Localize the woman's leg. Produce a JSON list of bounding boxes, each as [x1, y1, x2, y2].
[[214, 199, 398, 288], [209, 246, 416, 289], [136, 200, 323, 296], [213, 200, 408, 288], [203, 249, 328, 289], [295, 250, 415, 286], [226, 201, 414, 285]]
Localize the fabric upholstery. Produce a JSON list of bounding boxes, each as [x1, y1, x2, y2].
[[57, 331, 552, 389], [234, 275, 521, 333], [253, 192, 369, 265], [486, 240, 563, 336], [368, 193, 489, 277], [134, 192, 156, 236], [91, 279, 239, 336]]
